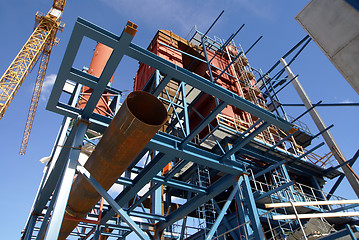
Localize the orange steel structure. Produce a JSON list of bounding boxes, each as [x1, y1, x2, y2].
[[78, 43, 115, 117], [134, 30, 286, 152]]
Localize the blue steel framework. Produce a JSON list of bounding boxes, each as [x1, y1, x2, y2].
[[21, 17, 359, 240]]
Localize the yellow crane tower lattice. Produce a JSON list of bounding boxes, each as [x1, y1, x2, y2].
[[0, 0, 66, 154]]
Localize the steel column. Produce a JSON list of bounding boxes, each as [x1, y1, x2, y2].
[[206, 176, 243, 239], [44, 119, 88, 239], [241, 174, 266, 240], [281, 58, 359, 198]]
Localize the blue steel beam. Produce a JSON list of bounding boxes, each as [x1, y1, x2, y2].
[[46, 18, 133, 128], [251, 160, 286, 180], [77, 165, 150, 240], [255, 181, 294, 201], [152, 75, 172, 97], [116, 174, 207, 195], [125, 43, 294, 132], [148, 132, 245, 175], [44, 119, 88, 240], [220, 122, 270, 161], [180, 101, 227, 146], [213, 202, 241, 240], [100, 153, 173, 223], [206, 177, 243, 239], [32, 121, 83, 215], [240, 174, 266, 240], [156, 174, 235, 232]]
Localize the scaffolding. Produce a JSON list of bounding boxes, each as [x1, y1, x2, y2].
[[20, 15, 359, 240]]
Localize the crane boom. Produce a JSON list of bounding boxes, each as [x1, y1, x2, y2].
[[0, 0, 66, 120], [0, 0, 66, 154], [20, 41, 54, 155], [0, 15, 59, 119]]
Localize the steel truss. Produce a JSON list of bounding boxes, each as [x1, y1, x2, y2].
[[21, 17, 358, 240]]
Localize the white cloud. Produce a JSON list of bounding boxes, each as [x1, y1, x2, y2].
[[340, 99, 354, 104], [100, 0, 220, 35], [40, 74, 56, 102]]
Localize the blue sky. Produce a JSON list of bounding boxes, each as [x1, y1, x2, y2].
[[0, 0, 358, 239]]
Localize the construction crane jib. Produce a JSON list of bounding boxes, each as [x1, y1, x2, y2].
[[0, 0, 66, 154]]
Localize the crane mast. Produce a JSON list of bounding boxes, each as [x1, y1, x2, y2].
[[0, 0, 66, 154]]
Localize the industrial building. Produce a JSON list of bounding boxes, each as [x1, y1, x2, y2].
[[0, 0, 358, 239]]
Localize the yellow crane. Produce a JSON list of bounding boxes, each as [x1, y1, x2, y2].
[[0, 0, 66, 154]]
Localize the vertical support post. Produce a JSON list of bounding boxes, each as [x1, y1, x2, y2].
[[23, 215, 36, 240], [310, 177, 329, 210], [35, 169, 64, 240], [290, 201, 308, 240], [93, 225, 101, 240], [44, 118, 88, 240], [241, 174, 266, 240], [345, 224, 356, 240], [280, 58, 359, 198], [152, 151, 162, 221], [280, 164, 296, 200], [180, 82, 190, 136], [206, 175, 243, 240]]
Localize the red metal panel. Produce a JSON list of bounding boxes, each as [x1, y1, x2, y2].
[[78, 43, 114, 116]]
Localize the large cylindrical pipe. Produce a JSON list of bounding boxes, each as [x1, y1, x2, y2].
[[58, 91, 167, 239], [78, 43, 114, 116]]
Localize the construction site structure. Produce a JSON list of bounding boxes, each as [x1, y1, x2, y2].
[[0, 0, 66, 155], [20, 13, 359, 240]]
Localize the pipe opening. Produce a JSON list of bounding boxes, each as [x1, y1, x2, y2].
[[127, 91, 167, 126]]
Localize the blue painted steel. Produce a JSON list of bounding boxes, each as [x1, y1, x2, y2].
[[206, 176, 242, 239], [129, 211, 166, 222], [100, 153, 173, 223], [265, 132, 296, 153], [330, 203, 359, 213], [35, 171, 63, 240], [125, 42, 293, 131], [346, 224, 357, 240], [47, 17, 134, 131], [251, 160, 286, 179], [345, 0, 359, 11], [290, 142, 325, 165], [209, 24, 245, 63], [153, 177, 207, 194], [32, 119, 84, 215], [214, 50, 243, 83], [213, 202, 241, 239], [291, 100, 322, 123], [180, 101, 227, 146], [245, 35, 263, 55], [159, 41, 207, 64], [129, 183, 160, 212], [164, 159, 189, 180], [325, 148, 359, 175], [180, 82, 190, 136], [240, 174, 266, 240], [255, 181, 294, 201], [77, 165, 151, 240], [156, 174, 235, 232], [148, 132, 245, 175], [200, 10, 224, 38], [153, 75, 171, 97], [23, 215, 36, 240], [201, 36, 216, 83], [221, 122, 270, 161], [44, 119, 88, 240]]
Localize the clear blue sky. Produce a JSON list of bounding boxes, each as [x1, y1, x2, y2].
[[0, 0, 358, 239]]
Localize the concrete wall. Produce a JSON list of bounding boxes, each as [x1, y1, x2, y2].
[[296, 0, 359, 95]]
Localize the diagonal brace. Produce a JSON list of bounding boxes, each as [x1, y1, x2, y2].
[[77, 165, 150, 240]]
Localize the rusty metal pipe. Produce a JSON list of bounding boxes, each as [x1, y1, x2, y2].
[[58, 91, 167, 239]]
